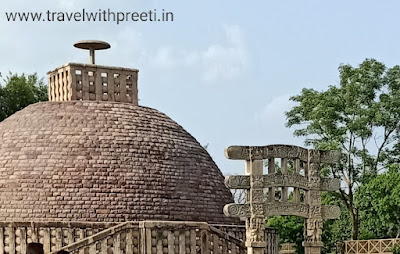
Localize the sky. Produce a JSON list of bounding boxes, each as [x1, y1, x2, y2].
[[1, 0, 400, 175]]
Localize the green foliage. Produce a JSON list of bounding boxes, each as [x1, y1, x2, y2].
[[264, 194, 352, 254], [0, 72, 47, 121], [285, 59, 400, 239], [392, 245, 400, 254], [266, 216, 304, 254], [322, 192, 352, 253], [355, 165, 400, 239]]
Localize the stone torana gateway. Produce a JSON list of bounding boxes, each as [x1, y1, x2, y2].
[[0, 41, 279, 253], [223, 145, 341, 254]]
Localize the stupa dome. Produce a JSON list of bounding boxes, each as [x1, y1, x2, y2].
[[0, 101, 235, 224]]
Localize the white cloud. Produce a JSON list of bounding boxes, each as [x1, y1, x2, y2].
[[100, 26, 148, 68], [133, 25, 249, 83], [152, 47, 176, 70], [57, 0, 77, 10], [256, 94, 295, 121], [255, 94, 301, 144], [202, 25, 248, 82]]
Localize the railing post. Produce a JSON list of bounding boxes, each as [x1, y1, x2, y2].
[[200, 229, 210, 254], [43, 228, 51, 253], [7, 226, 15, 254], [139, 222, 147, 254], [0, 227, 3, 254]]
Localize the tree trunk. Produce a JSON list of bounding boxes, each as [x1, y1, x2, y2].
[[351, 209, 359, 240], [348, 186, 359, 240]]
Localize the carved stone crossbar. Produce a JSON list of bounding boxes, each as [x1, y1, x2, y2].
[[225, 174, 340, 191], [224, 203, 341, 220], [225, 145, 341, 163], [223, 144, 342, 254]]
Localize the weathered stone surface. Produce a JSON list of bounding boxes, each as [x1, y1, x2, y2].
[[225, 174, 340, 191], [0, 101, 235, 224], [225, 145, 341, 163], [224, 203, 340, 219], [320, 178, 341, 192]]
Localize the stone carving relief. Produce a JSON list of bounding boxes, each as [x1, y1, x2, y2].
[[227, 174, 339, 191], [224, 203, 250, 217], [320, 150, 342, 164], [308, 164, 321, 189], [251, 189, 264, 203], [251, 175, 264, 188], [251, 204, 264, 216], [309, 205, 322, 217], [225, 199, 340, 220], [264, 202, 309, 218], [225, 175, 250, 189], [225, 145, 309, 161], [225, 145, 341, 163], [247, 217, 265, 242], [226, 173, 311, 189], [305, 219, 323, 243], [309, 191, 322, 204], [321, 205, 341, 220], [320, 178, 341, 191]]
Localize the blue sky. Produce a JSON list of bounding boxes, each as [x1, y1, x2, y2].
[[1, 0, 400, 174]]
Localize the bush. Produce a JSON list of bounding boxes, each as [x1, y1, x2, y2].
[[392, 245, 400, 254]]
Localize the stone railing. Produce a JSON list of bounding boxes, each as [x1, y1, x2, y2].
[[48, 63, 139, 104], [50, 221, 138, 254], [0, 221, 280, 254], [339, 238, 400, 254], [211, 224, 279, 254], [0, 221, 118, 253], [51, 221, 247, 254]]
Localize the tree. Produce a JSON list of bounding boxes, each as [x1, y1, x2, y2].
[[231, 187, 246, 204], [355, 164, 400, 239], [322, 192, 352, 253], [0, 72, 47, 122], [266, 216, 304, 254], [285, 59, 400, 240]]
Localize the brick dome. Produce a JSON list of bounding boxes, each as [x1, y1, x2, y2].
[[0, 101, 235, 224]]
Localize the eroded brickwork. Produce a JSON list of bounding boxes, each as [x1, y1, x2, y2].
[[0, 101, 236, 224]]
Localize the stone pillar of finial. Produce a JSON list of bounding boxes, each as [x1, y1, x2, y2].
[[90, 48, 95, 64]]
